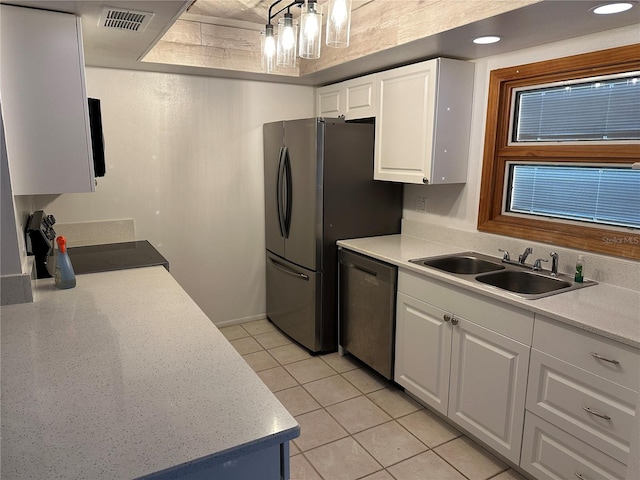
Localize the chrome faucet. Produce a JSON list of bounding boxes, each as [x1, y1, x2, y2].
[[550, 252, 559, 276], [518, 247, 533, 264]]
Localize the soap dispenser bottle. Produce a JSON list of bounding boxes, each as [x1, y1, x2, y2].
[[574, 255, 585, 283], [54, 236, 76, 289]]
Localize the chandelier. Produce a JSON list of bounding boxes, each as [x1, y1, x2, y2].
[[262, 0, 352, 73]]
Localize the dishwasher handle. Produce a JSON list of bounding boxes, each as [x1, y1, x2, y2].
[[339, 259, 378, 277]]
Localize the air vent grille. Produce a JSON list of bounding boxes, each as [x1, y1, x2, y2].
[[99, 7, 154, 32]]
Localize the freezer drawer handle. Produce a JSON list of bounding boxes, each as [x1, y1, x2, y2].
[[269, 257, 309, 281], [590, 352, 620, 365], [339, 260, 377, 277]]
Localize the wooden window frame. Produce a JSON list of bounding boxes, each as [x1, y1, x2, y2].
[[478, 44, 640, 260]]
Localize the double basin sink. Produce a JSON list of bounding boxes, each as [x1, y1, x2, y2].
[[409, 252, 596, 300]]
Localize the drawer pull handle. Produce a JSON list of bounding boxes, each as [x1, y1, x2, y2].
[[590, 352, 620, 365], [582, 406, 611, 420], [575, 474, 586, 480]]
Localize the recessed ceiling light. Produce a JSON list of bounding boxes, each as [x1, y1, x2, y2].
[[473, 36, 501, 45], [592, 2, 633, 14]]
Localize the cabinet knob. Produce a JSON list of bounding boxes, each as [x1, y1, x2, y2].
[[422, 177, 429, 184], [451, 317, 459, 326], [443, 314, 452, 322]]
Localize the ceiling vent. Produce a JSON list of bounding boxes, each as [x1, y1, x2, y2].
[[99, 7, 154, 32]]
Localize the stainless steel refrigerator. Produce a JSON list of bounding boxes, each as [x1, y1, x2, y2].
[[264, 118, 403, 353]]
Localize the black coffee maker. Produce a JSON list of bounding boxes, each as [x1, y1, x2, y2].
[[26, 210, 57, 278]]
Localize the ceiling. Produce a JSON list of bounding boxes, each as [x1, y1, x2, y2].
[[2, 0, 639, 86]]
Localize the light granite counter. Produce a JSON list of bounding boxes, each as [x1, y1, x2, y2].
[[338, 234, 640, 349], [0, 266, 299, 479]]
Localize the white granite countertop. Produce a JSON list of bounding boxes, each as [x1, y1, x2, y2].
[[0, 266, 299, 479], [338, 235, 640, 349]]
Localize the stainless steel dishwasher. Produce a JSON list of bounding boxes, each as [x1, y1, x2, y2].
[[338, 248, 397, 380]]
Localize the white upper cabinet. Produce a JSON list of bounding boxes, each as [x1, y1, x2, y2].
[[316, 76, 378, 120], [375, 58, 474, 184], [0, 5, 95, 195], [316, 58, 474, 184]]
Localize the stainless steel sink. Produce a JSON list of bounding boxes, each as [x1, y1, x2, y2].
[[410, 252, 505, 275], [476, 270, 571, 295], [409, 251, 597, 299]]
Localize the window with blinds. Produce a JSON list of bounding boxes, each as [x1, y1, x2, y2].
[[511, 72, 640, 143], [507, 164, 640, 229]]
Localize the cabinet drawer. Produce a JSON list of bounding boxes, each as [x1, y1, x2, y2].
[[521, 412, 627, 480], [398, 269, 534, 345], [534, 316, 639, 392], [527, 349, 637, 464]]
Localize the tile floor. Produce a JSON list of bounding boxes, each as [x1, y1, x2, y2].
[[221, 319, 530, 480]]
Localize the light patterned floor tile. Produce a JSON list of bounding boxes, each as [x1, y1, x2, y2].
[[269, 343, 312, 365], [275, 386, 322, 416], [387, 451, 467, 480], [361, 470, 395, 480], [242, 350, 279, 372], [397, 409, 461, 448], [342, 368, 389, 394], [434, 437, 508, 480], [367, 388, 422, 418], [285, 357, 337, 384], [290, 454, 322, 480], [229, 336, 263, 355], [354, 421, 427, 468], [491, 469, 529, 480], [303, 375, 361, 407], [326, 396, 392, 434], [241, 319, 277, 335], [219, 324, 250, 340], [293, 409, 348, 451], [254, 330, 292, 349], [305, 437, 383, 480], [290, 441, 301, 456], [320, 352, 361, 373], [256, 366, 298, 392]]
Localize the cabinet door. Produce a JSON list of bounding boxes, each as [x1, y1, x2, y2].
[[394, 292, 451, 415], [449, 316, 530, 464], [374, 60, 437, 184], [316, 85, 343, 117], [0, 5, 94, 195], [342, 77, 377, 120]]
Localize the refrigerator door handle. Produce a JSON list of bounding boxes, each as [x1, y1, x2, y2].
[[276, 147, 287, 237], [268, 256, 309, 281], [283, 147, 292, 238]]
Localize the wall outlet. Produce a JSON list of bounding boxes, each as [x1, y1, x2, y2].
[[416, 195, 427, 213]]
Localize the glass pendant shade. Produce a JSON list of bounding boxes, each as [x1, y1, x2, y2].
[[326, 0, 351, 47], [299, 0, 322, 59], [262, 25, 276, 73], [277, 14, 298, 68]]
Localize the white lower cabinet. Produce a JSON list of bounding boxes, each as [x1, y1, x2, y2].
[[521, 316, 639, 480], [522, 412, 627, 480], [394, 270, 533, 464]]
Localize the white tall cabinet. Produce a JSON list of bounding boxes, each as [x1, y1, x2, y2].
[[0, 4, 95, 195], [315, 58, 474, 184]]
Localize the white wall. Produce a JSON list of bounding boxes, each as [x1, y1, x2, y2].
[[403, 24, 640, 232], [34, 68, 314, 324]]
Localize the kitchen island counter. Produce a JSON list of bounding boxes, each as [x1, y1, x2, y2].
[[0, 266, 299, 479], [338, 234, 640, 349]]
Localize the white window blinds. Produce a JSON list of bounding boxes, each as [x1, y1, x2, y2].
[[508, 165, 640, 229], [513, 74, 640, 142]]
